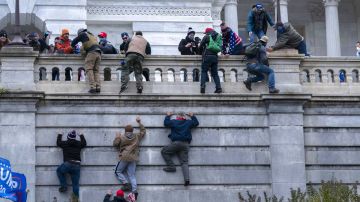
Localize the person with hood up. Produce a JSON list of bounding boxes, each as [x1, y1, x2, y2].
[[161, 112, 199, 186], [38, 31, 53, 53], [113, 116, 146, 200], [71, 28, 102, 93], [120, 32, 130, 54], [55, 29, 73, 54], [247, 3, 275, 43], [220, 22, 244, 55], [0, 30, 11, 49], [103, 189, 127, 202], [198, 28, 223, 94], [56, 130, 87, 202], [178, 27, 200, 55], [98, 32, 118, 54], [119, 31, 151, 94], [267, 22, 310, 56]]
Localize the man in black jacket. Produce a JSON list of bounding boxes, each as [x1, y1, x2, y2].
[[178, 27, 200, 55], [56, 130, 87, 202], [103, 189, 127, 202]]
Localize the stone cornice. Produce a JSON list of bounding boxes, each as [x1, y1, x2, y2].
[[323, 0, 341, 7], [87, 6, 211, 16]]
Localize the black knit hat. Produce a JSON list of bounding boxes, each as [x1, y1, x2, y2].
[[187, 27, 195, 36], [0, 30, 8, 38]]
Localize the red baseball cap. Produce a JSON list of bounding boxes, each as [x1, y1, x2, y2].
[[204, 28, 214, 34], [116, 189, 124, 197], [98, 32, 107, 38]]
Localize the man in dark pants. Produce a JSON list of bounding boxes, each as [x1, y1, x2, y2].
[[161, 112, 199, 186], [243, 36, 280, 94], [56, 130, 87, 202], [199, 28, 223, 94], [119, 31, 151, 94], [71, 28, 102, 93]]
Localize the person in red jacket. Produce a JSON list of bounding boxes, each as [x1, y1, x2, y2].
[[55, 28, 73, 54]]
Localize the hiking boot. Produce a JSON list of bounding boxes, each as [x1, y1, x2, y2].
[[214, 88, 222, 93], [88, 88, 96, 94], [96, 88, 101, 93], [269, 88, 280, 94], [137, 87, 143, 94], [58, 186, 67, 193], [133, 191, 138, 200], [121, 183, 132, 192], [71, 193, 79, 202], [243, 80, 252, 91], [119, 86, 128, 94], [184, 180, 190, 186], [200, 88, 205, 94], [163, 166, 176, 172]]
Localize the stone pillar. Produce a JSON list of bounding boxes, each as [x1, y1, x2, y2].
[[224, 0, 239, 32], [0, 92, 43, 202], [274, 0, 289, 23], [0, 46, 38, 90], [323, 0, 341, 56], [263, 95, 310, 199]]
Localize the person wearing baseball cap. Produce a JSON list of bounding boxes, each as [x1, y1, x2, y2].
[[243, 35, 280, 94], [56, 130, 87, 202], [103, 189, 127, 202], [247, 3, 275, 43]]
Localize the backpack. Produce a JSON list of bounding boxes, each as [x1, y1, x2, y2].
[[206, 34, 222, 53], [244, 41, 261, 58]]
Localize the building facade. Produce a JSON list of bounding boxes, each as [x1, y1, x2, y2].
[[0, 0, 359, 56]]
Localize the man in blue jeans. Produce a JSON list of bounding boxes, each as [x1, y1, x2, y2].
[[56, 130, 87, 202], [247, 4, 275, 43], [161, 112, 199, 186], [243, 36, 279, 94]]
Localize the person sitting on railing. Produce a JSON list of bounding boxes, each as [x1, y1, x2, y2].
[[120, 32, 130, 54], [71, 28, 102, 93], [0, 30, 11, 49], [266, 22, 310, 56], [119, 31, 151, 94], [98, 32, 118, 54], [243, 36, 280, 94], [178, 27, 201, 55], [220, 22, 244, 55], [55, 29, 73, 54]]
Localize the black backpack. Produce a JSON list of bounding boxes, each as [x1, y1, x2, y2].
[[244, 41, 261, 58]]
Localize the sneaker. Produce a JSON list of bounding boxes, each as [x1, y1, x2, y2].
[[184, 180, 190, 186], [121, 183, 132, 192], [214, 88, 222, 93], [269, 88, 280, 94], [88, 88, 96, 94], [243, 80, 252, 91], [58, 186, 67, 193], [119, 86, 128, 94], [200, 88, 205, 94], [96, 88, 101, 93], [137, 87, 143, 94], [163, 166, 176, 172]]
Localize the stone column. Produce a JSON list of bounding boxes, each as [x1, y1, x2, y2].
[[274, 0, 290, 23], [0, 92, 43, 202], [263, 95, 310, 199], [0, 46, 38, 90], [323, 0, 341, 56], [224, 0, 239, 32]]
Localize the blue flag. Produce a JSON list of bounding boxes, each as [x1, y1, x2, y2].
[[0, 157, 27, 202]]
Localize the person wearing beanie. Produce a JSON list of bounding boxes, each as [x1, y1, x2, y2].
[[178, 27, 200, 55], [220, 22, 244, 55], [243, 35, 280, 94], [247, 3, 275, 43], [103, 189, 127, 202], [56, 130, 87, 202], [198, 27, 223, 94], [119, 32, 130, 54], [55, 28, 73, 54], [266, 22, 310, 56], [38, 31, 52, 53], [113, 116, 146, 200], [119, 31, 151, 94], [71, 28, 102, 94], [0, 30, 11, 49], [98, 32, 118, 54], [161, 112, 199, 186]]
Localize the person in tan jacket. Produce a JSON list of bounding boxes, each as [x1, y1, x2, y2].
[[113, 116, 146, 200], [119, 31, 151, 94]]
